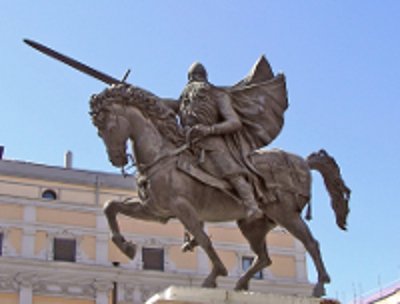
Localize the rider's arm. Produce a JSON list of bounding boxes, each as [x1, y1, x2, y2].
[[211, 90, 242, 135]]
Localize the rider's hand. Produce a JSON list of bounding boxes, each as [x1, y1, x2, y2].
[[187, 124, 213, 141]]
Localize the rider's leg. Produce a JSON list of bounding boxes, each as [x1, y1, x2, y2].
[[202, 148, 264, 220], [229, 174, 264, 220]]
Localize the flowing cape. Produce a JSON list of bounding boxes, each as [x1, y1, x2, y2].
[[228, 56, 288, 151]]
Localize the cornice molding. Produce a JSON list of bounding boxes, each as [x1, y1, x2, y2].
[[0, 159, 136, 190]]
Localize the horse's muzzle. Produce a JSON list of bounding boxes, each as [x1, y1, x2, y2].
[[108, 152, 128, 168]]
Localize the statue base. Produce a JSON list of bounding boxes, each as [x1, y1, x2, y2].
[[146, 286, 326, 304]]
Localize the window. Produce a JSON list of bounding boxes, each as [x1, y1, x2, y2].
[[53, 238, 76, 262], [0, 233, 3, 256], [242, 256, 263, 280], [42, 189, 57, 200], [142, 247, 164, 271]]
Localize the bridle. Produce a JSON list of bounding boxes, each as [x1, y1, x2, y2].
[[113, 107, 191, 178], [136, 143, 189, 174], [121, 153, 136, 177], [132, 128, 200, 176]]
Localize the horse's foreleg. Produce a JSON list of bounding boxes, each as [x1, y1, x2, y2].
[[103, 199, 149, 260], [234, 217, 275, 291], [172, 197, 227, 288]]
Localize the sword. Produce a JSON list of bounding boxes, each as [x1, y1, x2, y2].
[[24, 39, 129, 85]]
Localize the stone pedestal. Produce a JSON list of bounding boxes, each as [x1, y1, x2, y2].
[[146, 286, 324, 304]]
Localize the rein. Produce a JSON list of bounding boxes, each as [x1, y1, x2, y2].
[[121, 154, 136, 177], [137, 143, 190, 174], [132, 143, 190, 217]]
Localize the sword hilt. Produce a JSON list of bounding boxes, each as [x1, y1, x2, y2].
[[121, 69, 131, 83]]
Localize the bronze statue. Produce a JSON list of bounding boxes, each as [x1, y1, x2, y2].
[[25, 39, 351, 297], [161, 59, 283, 221]]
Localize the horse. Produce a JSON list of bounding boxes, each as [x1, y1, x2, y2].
[[89, 84, 350, 297]]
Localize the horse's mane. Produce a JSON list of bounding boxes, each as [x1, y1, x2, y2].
[[90, 84, 184, 145]]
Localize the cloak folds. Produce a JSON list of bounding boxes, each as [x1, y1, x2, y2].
[[222, 56, 288, 200], [229, 55, 288, 152]]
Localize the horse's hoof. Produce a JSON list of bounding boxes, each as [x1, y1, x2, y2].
[[112, 234, 125, 245], [234, 281, 249, 291], [312, 283, 326, 298], [201, 280, 217, 288], [123, 242, 137, 259]]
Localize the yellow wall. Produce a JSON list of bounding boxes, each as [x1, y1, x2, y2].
[[269, 255, 296, 278], [0, 179, 38, 199], [206, 250, 238, 274], [0, 175, 137, 206], [99, 193, 121, 204], [36, 208, 96, 228], [0, 204, 23, 220], [217, 250, 238, 273], [35, 231, 47, 255], [119, 218, 184, 238], [60, 189, 95, 205], [81, 235, 96, 260], [33, 295, 93, 304], [169, 246, 197, 270], [0, 293, 18, 304], [0, 176, 65, 191], [108, 240, 131, 264], [267, 232, 294, 248], [208, 226, 247, 244], [99, 188, 135, 203], [8, 228, 22, 254]]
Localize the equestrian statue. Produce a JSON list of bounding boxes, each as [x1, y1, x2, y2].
[[25, 39, 351, 297]]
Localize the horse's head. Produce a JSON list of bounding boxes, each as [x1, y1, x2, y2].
[[90, 85, 134, 168], [90, 84, 184, 169]]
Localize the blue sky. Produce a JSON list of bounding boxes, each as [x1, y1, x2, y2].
[[1, 2, 399, 302]]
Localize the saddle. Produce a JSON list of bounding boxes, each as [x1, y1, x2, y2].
[[176, 149, 310, 205], [176, 153, 242, 204]]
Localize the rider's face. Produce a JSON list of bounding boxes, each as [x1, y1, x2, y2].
[[190, 72, 206, 82]]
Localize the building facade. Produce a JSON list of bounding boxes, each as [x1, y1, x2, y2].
[[353, 281, 400, 304], [0, 157, 313, 304]]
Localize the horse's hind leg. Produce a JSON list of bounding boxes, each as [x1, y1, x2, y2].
[[172, 197, 227, 288], [234, 217, 275, 291], [181, 224, 203, 252], [272, 208, 330, 297]]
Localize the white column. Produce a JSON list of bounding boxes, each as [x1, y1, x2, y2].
[[133, 286, 142, 304], [294, 239, 308, 282], [164, 245, 171, 272], [117, 283, 125, 303], [15, 274, 35, 304], [96, 291, 108, 304], [93, 280, 112, 304], [96, 213, 109, 264], [22, 206, 36, 258], [19, 285, 33, 304], [21, 229, 35, 257]]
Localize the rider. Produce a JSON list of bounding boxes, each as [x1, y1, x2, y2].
[[175, 62, 264, 221]]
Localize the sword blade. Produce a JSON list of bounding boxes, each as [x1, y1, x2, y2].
[[24, 39, 121, 85]]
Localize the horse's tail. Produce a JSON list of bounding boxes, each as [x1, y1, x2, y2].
[[306, 149, 351, 230]]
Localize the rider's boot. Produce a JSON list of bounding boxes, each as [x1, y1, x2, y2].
[[229, 175, 264, 221]]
